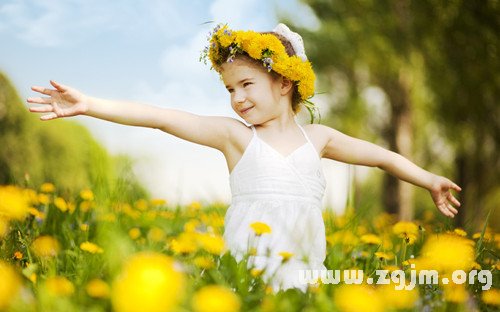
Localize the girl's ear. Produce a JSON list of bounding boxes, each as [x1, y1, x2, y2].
[[280, 77, 294, 96]]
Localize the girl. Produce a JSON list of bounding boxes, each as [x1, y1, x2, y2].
[[27, 23, 461, 293]]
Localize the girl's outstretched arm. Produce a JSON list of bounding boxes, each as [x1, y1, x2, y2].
[[315, 124, 461, 218], [27, 80, 237, 151]]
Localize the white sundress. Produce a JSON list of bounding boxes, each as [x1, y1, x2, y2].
[[223, 122, 327, 293]]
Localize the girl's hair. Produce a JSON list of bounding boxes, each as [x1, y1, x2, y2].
[[217, 32, 302, 114]]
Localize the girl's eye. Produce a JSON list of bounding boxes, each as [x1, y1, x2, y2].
[[243, 82, 252, 87], [227, 88, 234, 93]]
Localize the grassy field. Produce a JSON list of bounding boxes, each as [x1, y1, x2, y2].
[[0, 183, 498, 312]]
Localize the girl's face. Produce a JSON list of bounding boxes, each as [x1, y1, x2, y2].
[[220, 58, 287, 125]]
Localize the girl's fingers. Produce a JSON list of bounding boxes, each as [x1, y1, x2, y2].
[[451, 182, 462, 192], [27, 96, 52, 104], [446, 203, 458, 215], [50, 80, 67, 92], [29, 105, 54, 113], [447, 193, 461, 207], [40, 112, 58, 121], [31, 86, 56, 96]]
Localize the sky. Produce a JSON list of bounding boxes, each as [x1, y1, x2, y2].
[[0, 0, 351, 212]]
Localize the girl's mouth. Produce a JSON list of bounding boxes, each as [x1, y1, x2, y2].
[[241, 106, 254, 114]]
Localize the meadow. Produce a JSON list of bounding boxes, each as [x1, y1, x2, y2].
[[0, 183, 498, 312]]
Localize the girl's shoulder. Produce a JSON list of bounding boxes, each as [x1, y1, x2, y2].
[[302, 123, 333, 157]]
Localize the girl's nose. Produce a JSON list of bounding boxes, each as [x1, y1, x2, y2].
[[233, 89, 245, 104]]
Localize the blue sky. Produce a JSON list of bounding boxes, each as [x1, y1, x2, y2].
[[0, 0, 349, 210]]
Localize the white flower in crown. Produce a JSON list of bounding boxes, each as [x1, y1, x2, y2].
[[272, 23, 308, 61]]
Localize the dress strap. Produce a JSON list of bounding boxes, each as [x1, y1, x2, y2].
[[250, 125, 257, 136], [296, 123, 312, 144]]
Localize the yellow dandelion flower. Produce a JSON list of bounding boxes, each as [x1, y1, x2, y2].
[[375, 251, 394, 261], [80, 241, 104, 254], [80, 223, 89, 232], [147, 227, 165, 242], [377, 283, 419, 309], [482, 289, 500, 306], [278, 251, 294, 262], [250, 221, 272, 236], [45, 276, 75, 297], [418, 233, 475, 273], [128, 228, 141, 240], [392, 221, 419, 245], [443, 283, 468, 303], [32, 235, 60, 258], [193, 256, 215, 269], [111, 252, 185, 312], [0, 261, 22, 310], [54, 197, 68, 212], [248, 247, 257, 256], [184, 219, 201, 232], [453, 228, 467, 237], [134, 199, 148, 211], [150, 198, 167, 206], [198, 233, 226, 255], [0, 185, 31, 221], [38, 193, 50, 205], [251, 268, 263, 277], [86, 278, 110, 298], [360, 234, 382, 245], [80, 188, 94, 201], [170, 232, 198, 255], [29, 273, 37, 284], [40, 182, 55, 193], [191, 285, 241, 312], [334, 284, 384, 312]]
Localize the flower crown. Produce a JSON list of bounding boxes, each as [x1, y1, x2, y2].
[[200, 23, 320, 123]]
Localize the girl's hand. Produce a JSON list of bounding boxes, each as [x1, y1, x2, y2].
[[27, 80, 88, 120], [429, 175, 462, 218]]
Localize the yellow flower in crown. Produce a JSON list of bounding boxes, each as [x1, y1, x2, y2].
[[201, 23, 318, 115]]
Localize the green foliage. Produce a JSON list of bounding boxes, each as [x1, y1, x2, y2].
[[0, 71, 148, 200]]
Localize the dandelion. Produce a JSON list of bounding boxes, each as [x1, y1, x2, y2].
[[443, 283, 468, 303], [193, 256, 215, 269], [251, 268, 264, 277], [147, 227, 165, 242], [128, 228, 141, 240], [0, 185, 31, 221], [80, 188, 94, 201], [377, 283, 419, 309], [0, 261, 21, 310], [31, 235, 61, 258], [40, 182, 55, 193], [392, 221, 419, 245], [134, 199, 148, 211], [191, 285, 241, 312], [111, 252, 185, 312], [80, 223, 89, 232], [374, 251, 394, 261], [198, 233, 226, 255], [453, 228, 467, 237], [45, 276, 75, 296], [334, 284, 383, 312], [250, 221, 272, 236], [54, 197, 68, 212], [482, 289, 500, 306], [278, 251, 294, 262], [86, 279, 110, 298], [170, 232, 198, 255], [38, 193, 50, 205], [360, 234, 382, 245], [418, 233, 475, 273], [80, 241, 104, 254]]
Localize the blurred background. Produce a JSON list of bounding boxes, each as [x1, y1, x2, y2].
[[0, 0, 498, 231]]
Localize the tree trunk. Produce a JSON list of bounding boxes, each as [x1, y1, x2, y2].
[[380, 71, 414, 220]]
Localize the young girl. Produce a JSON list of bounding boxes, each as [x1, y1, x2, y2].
[[27, 23, 461, 293]]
